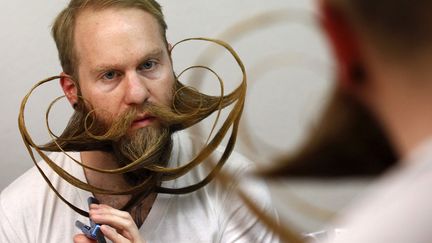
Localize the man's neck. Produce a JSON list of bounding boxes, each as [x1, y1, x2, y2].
[[80, 151, 132, 208], [367, 63, 432, 161], [384, 100, 432, 161], [80, 150, 158, 227]]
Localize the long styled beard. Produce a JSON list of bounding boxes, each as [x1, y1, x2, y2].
[[40, 80, 242, 190], [113, 125, 172, 186], [42, 102, 174, 186], [21, 39, 248, 231]]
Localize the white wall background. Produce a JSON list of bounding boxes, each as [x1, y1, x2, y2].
[[0, 0, 369, 233]]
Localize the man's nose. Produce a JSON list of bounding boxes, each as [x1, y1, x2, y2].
[[124, 72, 150, 105]]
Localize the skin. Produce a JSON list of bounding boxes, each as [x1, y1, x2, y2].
[[59, 7, 175, 243], [74, 204, 146, 243]]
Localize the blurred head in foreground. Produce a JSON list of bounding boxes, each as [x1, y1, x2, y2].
[[263, 0, 432, 178]]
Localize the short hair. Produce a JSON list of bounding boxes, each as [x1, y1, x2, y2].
[[52, 0, 168, 78], [334, 0, 432, 57]]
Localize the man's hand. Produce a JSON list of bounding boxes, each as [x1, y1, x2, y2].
[[73, 204, 146, 243]]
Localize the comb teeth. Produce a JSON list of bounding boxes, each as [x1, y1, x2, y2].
[[88, 196, 100, 205], [88, 197, 100, 228]]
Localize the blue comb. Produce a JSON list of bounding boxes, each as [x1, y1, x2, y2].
[[75, 197, 107, 243]]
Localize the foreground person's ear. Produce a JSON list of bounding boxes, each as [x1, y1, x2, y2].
[[319, 0, 366, 91]]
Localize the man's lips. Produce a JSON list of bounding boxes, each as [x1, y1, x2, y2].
[[131, 114, 156, 129]]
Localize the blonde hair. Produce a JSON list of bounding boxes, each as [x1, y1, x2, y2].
[[52, 0, 168, 77]]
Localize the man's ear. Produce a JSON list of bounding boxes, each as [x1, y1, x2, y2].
[[319, 0, 364, 90], [60, 72, 78, 107]]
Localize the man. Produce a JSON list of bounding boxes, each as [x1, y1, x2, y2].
[[0, 1, 277, 242]]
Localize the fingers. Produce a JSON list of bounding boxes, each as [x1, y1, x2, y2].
[[73, 234, 97, 243], [100, 225, 129, 243], [90, 204, 131, 222], [89, 204, 144, 243]]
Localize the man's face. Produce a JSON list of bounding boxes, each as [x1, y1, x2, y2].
[[73, 7, 174, 131]]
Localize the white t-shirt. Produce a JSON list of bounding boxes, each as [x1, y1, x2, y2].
[[321, 137, 432, 243], [0, 131, 278, 243]]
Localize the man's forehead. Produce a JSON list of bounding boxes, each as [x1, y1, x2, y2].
[[74, 7, 161, 41], [73, 7, 165, 67], [75, 6, 157, 24]]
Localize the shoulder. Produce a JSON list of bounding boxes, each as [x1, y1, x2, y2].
[[169, 131, 259, 193], [0, 156, 51, 242], [1, 152, 71, 205], [171, 131, 278, 242], [1, 161, 48, 214], [329, 161, 432, 243], [0, 152, 79, 227], [1, 152, 87, 242], [173, 130, 255, 172], [172, 130, 267, 191]]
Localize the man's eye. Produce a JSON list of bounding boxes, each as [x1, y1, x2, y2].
[[139, 61, 157, 71], [103, 71, 117, 80]]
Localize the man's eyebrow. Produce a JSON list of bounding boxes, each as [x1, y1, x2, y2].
[[91, 48, 164, 75], [137, 48, 164, 63]]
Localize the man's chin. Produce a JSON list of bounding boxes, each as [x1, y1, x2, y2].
[[113, 122, 172, 170]]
